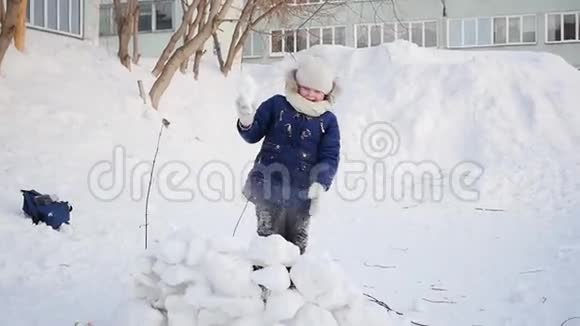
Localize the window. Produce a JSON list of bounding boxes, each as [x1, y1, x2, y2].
[[477, 17, 492, 45], [398, 23, 409, 41], [410, 22, 423, 47], [522, 15, 536, 42], [356, 20, 438, 48], [508, 16, 521, 43], [285, 30, 295, 53], [356, 25, 368, 48], [371, 24, 382, 46], [424, 21, 437, 47], [297, 29, 308, 51], [546, 12, 580, 43], [564, 14, 577, 40], [139, 4, 153, 32], [27, 0, 83, 37], [242, 32, 266, 58], [335, 26, 346, 45], [271, 26, 346, 55], [548, 14, 562, 41], [448, 19, 462, 47], [271, 30, 283, 52], [384, 23, 396, 43], [493, 17, 507, 44], [448, 15, 536, 48], [155, 2, 173, 31], [309, 28, 321, 47], [463, 19, 476, 46], [322, 27, 333, 45], [99, 1, 174, 36]]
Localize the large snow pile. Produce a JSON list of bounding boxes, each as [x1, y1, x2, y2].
[[113, 231, 395, 326], [245, 42, 580, 211]]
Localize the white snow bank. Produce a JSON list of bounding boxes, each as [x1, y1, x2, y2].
[[120, 230, 398, 326], [244, 42, 580, 210]]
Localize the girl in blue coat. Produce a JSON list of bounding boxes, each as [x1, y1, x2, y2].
[[235, 56, 341, 254]]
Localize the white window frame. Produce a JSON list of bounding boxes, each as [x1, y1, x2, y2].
[[269, 25, 346, 56], [545, 11, 580, 44], [242, 31, 263, 59], [99, 0, 175, 37], [447, 14, 537, 49], [354, 20, 439, 48], [27, 0, 84, 38]]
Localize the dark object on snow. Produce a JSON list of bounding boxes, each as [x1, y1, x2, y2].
[[21, 190, 72, 230]]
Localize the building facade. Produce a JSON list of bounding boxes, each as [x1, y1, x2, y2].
[[23, 0, 100, 43], [242, 0, 580, 68], [98, 0, 242, 58]]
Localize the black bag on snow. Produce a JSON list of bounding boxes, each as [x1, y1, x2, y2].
[[21, 190, 72, 230]]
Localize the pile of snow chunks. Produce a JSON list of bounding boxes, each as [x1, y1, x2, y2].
[[132, 230, 394, 326]]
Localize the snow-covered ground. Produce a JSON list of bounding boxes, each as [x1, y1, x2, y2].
[[1, 31, 580, 325]]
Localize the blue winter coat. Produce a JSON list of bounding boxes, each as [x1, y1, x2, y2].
[[237, 94, 340, 210]]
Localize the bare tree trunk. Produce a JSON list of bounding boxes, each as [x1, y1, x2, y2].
[[180, 0, 205, 74], [192, 49, 204, 80], [113, 0, 136, 70], [149, 0, 235, 109], [221, 28, 248, 77], [152, 0, 199, 77], [212, 32, 225, 71], [0, 0, 20, 70], [219, 0, 286, 76], [13, 0, 25, 51], [132, 5, 140, 65], [0, 0, 6, 27]]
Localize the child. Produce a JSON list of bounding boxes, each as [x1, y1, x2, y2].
[[235, 56, 341, 254]]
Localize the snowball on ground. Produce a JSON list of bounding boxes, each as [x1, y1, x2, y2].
[[161, 264, 203, 287], [165, 295, 197, 326], [184, 280, 213, 306], [159, 238, 189, 265], [152, 259, 169, 276], [202, 251, 262, 298], [197, 308, 232, 326], [291, 303, 338, 326], [186, 236, 208, 266], [264, 289, 305, 323], [290, 254, 347, 302], [248, 235, 300, 267], [251, 264, 291, 292], [208, 235, 249, 255]]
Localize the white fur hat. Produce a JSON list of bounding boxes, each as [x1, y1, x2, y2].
[[295, 56, 334, 95]]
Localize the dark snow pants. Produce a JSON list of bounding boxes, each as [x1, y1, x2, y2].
[[255, 203, 311, 254]]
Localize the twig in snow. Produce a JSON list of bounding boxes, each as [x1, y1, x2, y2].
[[475, 207, 505, 212], [363, 262, 396, 269], [561, 317, 580, 326], [143, 118, 171, 249], [519, 269, 545, 274], [363, 293, 403, 316], [430, 287, 448, 291], [365, 293, 432, 326], [411, 321, 429, 326], [422, 298, 457, 304]]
